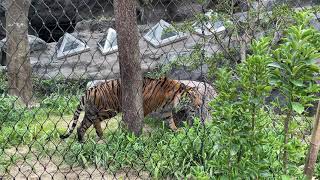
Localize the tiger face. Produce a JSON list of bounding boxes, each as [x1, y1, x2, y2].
[[186, 87, 202, 110], [171, 87, 203, 127]]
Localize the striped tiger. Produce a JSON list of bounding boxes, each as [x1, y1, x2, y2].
[[60, 77, 202, 142]]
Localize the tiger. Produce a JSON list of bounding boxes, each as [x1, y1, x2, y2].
[[60, 77, 202, 143]]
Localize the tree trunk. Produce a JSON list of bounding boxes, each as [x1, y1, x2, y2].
[[5, 0, 33, 106], [304, 101, 320, 179], [114, 0, 144, 135]]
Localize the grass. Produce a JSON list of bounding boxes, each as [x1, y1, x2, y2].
[[0, 93, 318, 178], [0, 98, 316, 178]]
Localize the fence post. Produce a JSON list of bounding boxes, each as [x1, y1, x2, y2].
[[5, 0, 33, 106], [304, 101, 320, 179], [114, 0, 144, 135]]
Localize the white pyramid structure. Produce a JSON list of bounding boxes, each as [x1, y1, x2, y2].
[[97, 28, 118, 55], [56, 33, 90, 59], [143, 19, 187, 48], [194, 11, 226, 36]]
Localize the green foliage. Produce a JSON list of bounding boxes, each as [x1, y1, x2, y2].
[[41, 93, 79, 115], [146, 46, 237, 80], [58, 116, 309, 178], [33, 76, 88, 98], [0, 95, 24, 124], [0, 93, 78, 149], [267, 11, 320, 173], [207, 37, 281, 178], [60, 120, 217, 179]]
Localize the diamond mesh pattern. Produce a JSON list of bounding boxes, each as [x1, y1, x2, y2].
[[0, 0, 320, 179]]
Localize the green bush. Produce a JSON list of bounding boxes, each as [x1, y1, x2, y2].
[[60, 120, 220, 179], [33, 76, 88, 98], [58, 116, 308, 178], [0, 95, 24, 124], [41, 93, 79, 115], [0, 93, 78, 149]]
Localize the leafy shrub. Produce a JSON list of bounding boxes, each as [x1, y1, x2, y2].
[[59, 116, 308, 178], [0, 93, 78, 149], [0, 95, 24, 124], [60, 120, 221, 179], [268, 11, 320, 173], [41, 93, 79, 115], [33, 76, 88, 98]]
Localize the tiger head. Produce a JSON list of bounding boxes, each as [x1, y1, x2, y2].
[[173, 85, 203, 126], [185, 86, 202, 110]]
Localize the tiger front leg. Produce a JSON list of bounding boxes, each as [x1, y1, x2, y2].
[[162, 111, 178, 132], [168, 118, 178, 132], [162, 110, 178, 131]]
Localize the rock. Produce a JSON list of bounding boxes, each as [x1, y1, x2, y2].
[[157, 50, 212, 81], [311, 13, 320, 31], [28, 35, 48, 52], [0, 0, 206, 42], [167, 64, 209, 82], [1, 35, 47, 52], [28, 0, 93, 27], [167, 0, 203, 22], [75, 19, 116, 32], [0, 35, 46, 66], [30, 28, 221, 80], [0, 0, 113, 41]]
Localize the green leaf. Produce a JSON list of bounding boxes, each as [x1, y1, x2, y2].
[[292, 102, 304, 114], [264, 86, 273, 92], [268, 62, 282, 69], [291, 80, 304, 87], [80, 154, 88, 167], [281, 175, 291, 180], [230, 144, 240, 156]]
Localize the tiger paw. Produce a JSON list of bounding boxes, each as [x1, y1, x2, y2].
[[96, 137, 104, 144], [174, 128, 184, 133]]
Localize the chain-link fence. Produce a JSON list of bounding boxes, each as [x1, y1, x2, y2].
[[0, 0, 320, 179]]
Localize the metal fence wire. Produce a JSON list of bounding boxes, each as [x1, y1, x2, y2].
[[0, 0, 320, 179]]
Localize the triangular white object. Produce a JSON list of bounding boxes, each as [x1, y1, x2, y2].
[[194, 11, 226, 36], [97, 28, 118, 55], [56, 33, 90, 59], [143, 19, 187, 48]]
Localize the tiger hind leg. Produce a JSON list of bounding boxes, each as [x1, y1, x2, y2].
[[93, 120, 103, 140], [93, 110, 118, 141], [77, 112, 97, 143]]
